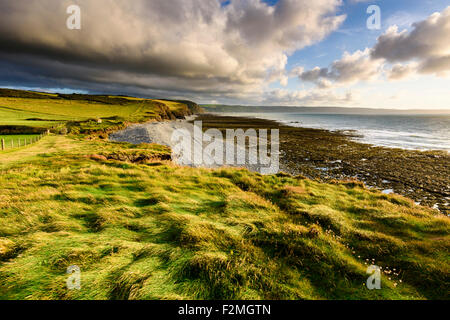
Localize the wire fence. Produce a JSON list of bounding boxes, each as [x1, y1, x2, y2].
[[1, 130, 49, 151]]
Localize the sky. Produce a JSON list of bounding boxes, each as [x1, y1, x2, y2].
[[0, 0, 449, 109]]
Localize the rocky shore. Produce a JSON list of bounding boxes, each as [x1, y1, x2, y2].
[[109, 116, 271, 173], [195, 114, 450, 215]]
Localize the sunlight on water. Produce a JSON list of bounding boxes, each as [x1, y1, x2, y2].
[[219, 112, 450, 152]]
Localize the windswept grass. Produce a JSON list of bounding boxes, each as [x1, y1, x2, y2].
[[0, 89, 447, 300], [0, 136, 448, 300]]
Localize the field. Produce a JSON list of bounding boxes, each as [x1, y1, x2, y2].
[[0, 98, 141, 123], [0, 105, 68, 128], [0, 134, 41, 145], [0, 89, 448, 300], [0, 89, 199, 151], [0, 90, 195, 132]]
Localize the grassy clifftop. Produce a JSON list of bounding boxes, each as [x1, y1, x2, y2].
[[0, 90, 448, 300], [0, 89, 202, 135]]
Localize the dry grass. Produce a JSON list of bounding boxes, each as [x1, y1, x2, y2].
[[0, 137, 448, 300], [0, 90, 447, 300]]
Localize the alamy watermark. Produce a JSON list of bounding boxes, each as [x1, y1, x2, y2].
[[367, 5, 381, 30], [171, 121, 280, 175], [66, 265, 81, 290], [66, 4, 81, 30], [366, 265, 381, 290]]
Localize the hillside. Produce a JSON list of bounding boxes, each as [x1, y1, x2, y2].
[[0, 90, 448, 300], [0, 89, 202, 135]]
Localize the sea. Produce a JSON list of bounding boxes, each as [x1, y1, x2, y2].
[[217, 112, 450, 152]]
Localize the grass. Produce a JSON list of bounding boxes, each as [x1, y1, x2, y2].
[[0, 105, 68, 128], [0, 98, 141, 121], [0, 89, 198, 132], [0, 135, 448, 300], [0, 89, 448, 300], [0, 136, 82, 169], [0, 134, 41, 146]]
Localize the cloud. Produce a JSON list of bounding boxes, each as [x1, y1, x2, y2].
[[419, 55, 450, 75], [387, 63, 416, 80], [299, 48, 384, 87], [299, 6, 450, 88], [0, 0, 346, 103], [372, 7, 450, 75], [263, 88, 356, 106]]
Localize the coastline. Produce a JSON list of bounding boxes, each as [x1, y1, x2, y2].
[[109, 116, 269, 173], [209, 111, 450, 153], [109, 112, 449, 215], [195, 113, 450, 215]]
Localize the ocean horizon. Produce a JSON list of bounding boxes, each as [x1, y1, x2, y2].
[[214, 111, 450, 152]]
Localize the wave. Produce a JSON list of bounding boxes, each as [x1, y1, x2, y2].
[[219, 112, 450, 152]]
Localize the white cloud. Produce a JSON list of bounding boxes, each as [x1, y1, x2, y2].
[[263, 88, 356, 106], [298, 49, 383, 87], [299, 7, 450, 89], [387, 63, 417, 80], [372, 7, 450, 75]]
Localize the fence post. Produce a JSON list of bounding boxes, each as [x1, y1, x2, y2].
[[1, 139, 4, 150], [11, 140, 14, 148]]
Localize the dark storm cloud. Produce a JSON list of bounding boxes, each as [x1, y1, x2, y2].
[[0, 0, 345, 102]]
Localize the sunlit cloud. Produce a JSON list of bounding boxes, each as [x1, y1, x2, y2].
[[298, 7, 450, 89]]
